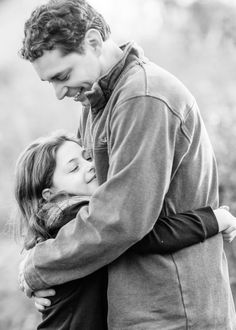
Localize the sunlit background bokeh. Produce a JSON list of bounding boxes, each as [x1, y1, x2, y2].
[[1, 0, 236, 328]]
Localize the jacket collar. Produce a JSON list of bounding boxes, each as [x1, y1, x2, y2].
[[85, 41, 144, 114]]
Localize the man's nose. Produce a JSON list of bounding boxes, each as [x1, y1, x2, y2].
[[52, 82, 68, 100]]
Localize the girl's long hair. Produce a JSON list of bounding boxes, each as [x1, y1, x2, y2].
[[14, 131, 79, 250]]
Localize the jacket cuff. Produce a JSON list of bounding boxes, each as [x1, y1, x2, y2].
[[24, 248, 48, 291], [199, 206, 219, 239]]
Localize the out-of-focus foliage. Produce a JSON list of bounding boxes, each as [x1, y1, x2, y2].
[[1, 0, 236, 328]]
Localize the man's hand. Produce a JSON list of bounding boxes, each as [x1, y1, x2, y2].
[[18, 254, 33, 297], [19, 273, 34, 297], [18, 253, 56, 310]]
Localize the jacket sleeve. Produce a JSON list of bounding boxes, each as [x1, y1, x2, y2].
[[131, 206, 218, 254], [24, 96, 201, 290]]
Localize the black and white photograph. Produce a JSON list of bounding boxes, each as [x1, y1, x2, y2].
[[1, 0, 236, 329]]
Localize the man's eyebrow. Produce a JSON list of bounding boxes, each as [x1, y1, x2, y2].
[[41, 72, 63, 82]]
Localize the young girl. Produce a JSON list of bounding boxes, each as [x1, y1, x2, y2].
[[15, 131, 236, 330]]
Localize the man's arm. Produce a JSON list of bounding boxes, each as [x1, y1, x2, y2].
[[24, 97, 190, 290]]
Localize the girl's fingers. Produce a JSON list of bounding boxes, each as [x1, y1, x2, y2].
[[35, 301, 45, 311], [220, 205, 230, 211], [34, 289, 56, 298], [34, 296, 51, 307], [222, 230, 236, 242], [223, 227, 236, 234]]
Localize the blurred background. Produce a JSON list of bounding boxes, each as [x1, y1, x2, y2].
[[1, 0, 236, 328]]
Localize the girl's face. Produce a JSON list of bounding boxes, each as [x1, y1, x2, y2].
[[50, 141, 98, 196]]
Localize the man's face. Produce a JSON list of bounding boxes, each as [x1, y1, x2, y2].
[[32, 46, 102, 100]]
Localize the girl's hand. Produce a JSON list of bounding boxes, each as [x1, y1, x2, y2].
[[213, 206, 236, 242], [33, 289, 56, 311], [222, 227, 236, 243]]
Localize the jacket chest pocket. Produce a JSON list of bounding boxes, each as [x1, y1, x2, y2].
[[93, 134, 109, 185], [94, 132, 108, 151]]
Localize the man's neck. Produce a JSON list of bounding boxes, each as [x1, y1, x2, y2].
[[100, 38, 124, 76]]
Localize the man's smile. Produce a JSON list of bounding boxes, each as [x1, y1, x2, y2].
[[73, 88, 85, 101]]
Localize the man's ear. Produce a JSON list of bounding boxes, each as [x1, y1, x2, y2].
[[84, 29, 103, 55], [42, 188, 54, 201]]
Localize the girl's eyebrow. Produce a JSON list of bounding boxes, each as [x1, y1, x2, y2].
[[67, 158, 78, 164]]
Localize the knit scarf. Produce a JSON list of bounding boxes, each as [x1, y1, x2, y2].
[[37, 193, 90, 238]]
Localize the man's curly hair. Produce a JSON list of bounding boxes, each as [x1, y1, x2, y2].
[[20, 0, 111, 62]]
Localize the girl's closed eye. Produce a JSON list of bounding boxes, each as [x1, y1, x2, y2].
[[67, 162, 79, 173], [70, 165, 79, 172]]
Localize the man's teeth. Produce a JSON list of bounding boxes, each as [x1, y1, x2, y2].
[[74, 88, 84, 101]]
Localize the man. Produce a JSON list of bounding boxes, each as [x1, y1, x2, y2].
[[19, 0, 236, 328]]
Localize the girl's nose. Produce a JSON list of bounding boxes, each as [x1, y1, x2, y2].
[[86, 162, 95, 174], [84, 163, 96, 183]]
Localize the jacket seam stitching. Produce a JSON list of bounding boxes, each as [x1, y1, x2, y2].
[[137, 60, 149, 94], [180, 100, 196, 143], [112, 95, 193, 144], [171, 254, 189, 330]]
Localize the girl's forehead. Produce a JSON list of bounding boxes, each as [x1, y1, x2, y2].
[[57, 141, 82, 159]]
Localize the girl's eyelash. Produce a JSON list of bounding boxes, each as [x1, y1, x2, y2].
[[71, 165, 79, 172]]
